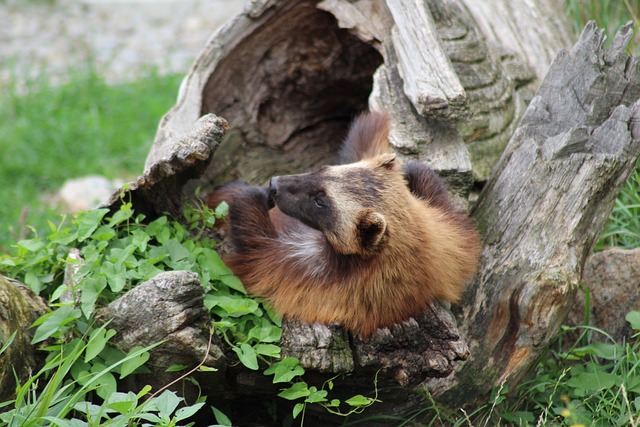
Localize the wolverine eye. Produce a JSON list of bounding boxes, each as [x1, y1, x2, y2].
[[313, 193, 326, 208]]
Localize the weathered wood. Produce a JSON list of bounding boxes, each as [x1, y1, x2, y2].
[[0, 276, 48, 401], [95, 271, 228, 399], [463, 0, 573, 79], [320, 0, 571, 188], [319, 0, 474, 198], [152, 0, 382, 191], [105, 114, 228, 217], [428, 22, 640, 407], [387, 0, 467, 118], [280, 301, 468, 383]]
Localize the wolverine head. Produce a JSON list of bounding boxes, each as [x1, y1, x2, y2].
[[269, 153, 402, 255]]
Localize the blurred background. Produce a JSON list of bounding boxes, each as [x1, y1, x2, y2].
[[0, 0, 245, 251], [0, 0, 638, 253]]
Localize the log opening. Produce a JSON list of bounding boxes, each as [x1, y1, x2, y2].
[[198, 1, 383, 188]]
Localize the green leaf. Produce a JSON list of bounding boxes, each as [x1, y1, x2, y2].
[[345, 394, 374, 407], [247, 320, 282, 343], [85, 328, 117, 363], [107, 392, 138, 414], [24, 270, 43, 294], [197, 250, 234, 277], [219, 275, 246, 294], [131, 229, 151, 252], [49, 229, 78, 245], [174, 402, 205, 422], [165, 364, 188, 372], [233, 343, 259, 370], [292, 403, 305, 419], [137, 413, 161, 423], [0, 258, 17, 267], [147, 218, 170, 242], [90, 225, 116, 242], [135, 259, 164, 280], [211, 406, 232, 426], [77, 209, 110, 242], [101, 261, 127, 292], [278, 382, 311, 400], [264, 357, 305, 383], [80, 276, 108, 318], [17, 238, 45, 252], [567, 371, 621, 393], [627, 375, 640, 394], [146, 245, 169, 265], [326, 399, 341, 408], [120, 346, 150, 378], [214, 201, 229, 218], [49, 284, 68, 302], [626, 311, 640, 331], [154, 390, 182, 418], [165, 239, 190, 264], [501, 411, 536, 424], [254, 344, 281, 358], [0, 332, 16, 356], [108, 206, 134, 227], [108, 246, 137, 268], [137, 385, 152, 398], [571, 342, 621, 360], [206, 295, 261, 317], [91, 364, 118, 400], [31, 305, 81, 344], [305, 387, 328, 403]]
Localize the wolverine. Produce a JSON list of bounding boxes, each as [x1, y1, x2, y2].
[[207, 112, 481, 338]]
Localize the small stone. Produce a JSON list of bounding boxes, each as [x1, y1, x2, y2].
[[567, 248, 640, 342], [55, 175, 124, 212]]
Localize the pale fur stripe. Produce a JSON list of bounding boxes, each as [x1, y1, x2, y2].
[[279, 230, 328, 280]]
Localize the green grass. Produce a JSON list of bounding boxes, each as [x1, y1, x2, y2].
[[597, 168, 640, 249], [566, 0, 640, 53], [0, 70, 182, 252]]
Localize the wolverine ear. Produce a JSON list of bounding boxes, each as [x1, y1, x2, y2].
[[373, 152, 396, 170], [357, 210, 387, 250]]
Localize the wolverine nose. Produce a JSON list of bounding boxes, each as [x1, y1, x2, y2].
[[268, 177, 278, 206]]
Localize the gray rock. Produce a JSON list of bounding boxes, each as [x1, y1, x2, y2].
[[567, 248, 640, 342]]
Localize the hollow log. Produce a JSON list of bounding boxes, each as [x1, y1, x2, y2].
[[149, 0, 571, 191]]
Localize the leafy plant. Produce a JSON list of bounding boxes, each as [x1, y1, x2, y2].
[[495, 311, 640, 426], [0, 200, 381, 425]]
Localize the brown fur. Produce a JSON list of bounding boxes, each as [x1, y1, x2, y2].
[[206, 112, 481, 338]]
